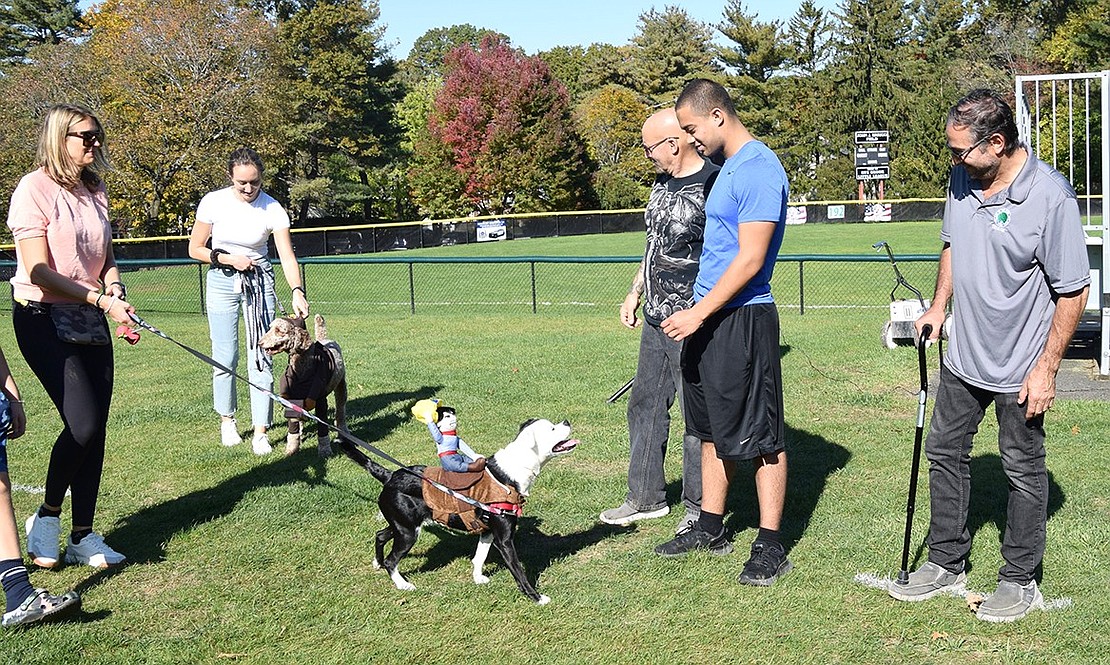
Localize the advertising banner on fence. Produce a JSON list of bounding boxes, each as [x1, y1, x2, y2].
[[477, 219, 507, 242], [864, 203, 892, 222], [786, 206, 808, 225]]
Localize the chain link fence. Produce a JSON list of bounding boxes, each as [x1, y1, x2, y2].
[[0, 255, 940, 316]]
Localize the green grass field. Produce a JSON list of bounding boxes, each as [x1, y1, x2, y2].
[[399, 219, 946, 257], [47, 221, 946, 317], [2, 221, 1108, 664]]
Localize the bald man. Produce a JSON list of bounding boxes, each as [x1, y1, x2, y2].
[[600, 109, 719, 534]]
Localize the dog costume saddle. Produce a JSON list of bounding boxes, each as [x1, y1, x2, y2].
[[421, 468, 524, 534]]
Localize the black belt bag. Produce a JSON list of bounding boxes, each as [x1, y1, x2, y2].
[[50, 303, 110, 345]]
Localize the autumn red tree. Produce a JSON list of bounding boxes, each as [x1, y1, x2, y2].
[[411, 37, 591, 217]]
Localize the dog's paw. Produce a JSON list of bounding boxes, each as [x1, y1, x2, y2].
[[390, 570, 416, 591], [372, 558, 382, 570], [536, 595, 551, 605], [473, 573, 490, 585]]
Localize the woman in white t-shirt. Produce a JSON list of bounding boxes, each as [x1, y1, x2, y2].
[[188, 147, 309, 454]]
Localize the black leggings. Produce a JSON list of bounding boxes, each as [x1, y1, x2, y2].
[[12, 301, 113, 527]]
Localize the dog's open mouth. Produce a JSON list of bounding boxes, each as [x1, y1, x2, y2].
[[553, 438, 579, 453]]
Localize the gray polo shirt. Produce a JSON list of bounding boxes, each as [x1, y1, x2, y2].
[[942, 149, 1090, 391]]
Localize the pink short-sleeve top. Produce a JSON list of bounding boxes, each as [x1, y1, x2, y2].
[[6, 168, 111, 304]]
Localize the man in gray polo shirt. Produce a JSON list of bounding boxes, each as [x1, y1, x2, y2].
[[888, 89, 1090, 622]]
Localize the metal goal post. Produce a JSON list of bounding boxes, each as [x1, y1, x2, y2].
[[1015, 71, 1110, 375]]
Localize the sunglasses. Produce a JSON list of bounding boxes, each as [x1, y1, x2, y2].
[[66, 129, 104, 148], [949, 132, 994, 163]]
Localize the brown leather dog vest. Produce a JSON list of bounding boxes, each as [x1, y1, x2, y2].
[[421, 468, 524, 534]]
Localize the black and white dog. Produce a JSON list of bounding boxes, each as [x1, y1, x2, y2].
[[338, 418, 578, 604]]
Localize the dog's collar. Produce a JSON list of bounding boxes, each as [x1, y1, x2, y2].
[[440, 430, 457, 436], [487, 501, 522, 517]]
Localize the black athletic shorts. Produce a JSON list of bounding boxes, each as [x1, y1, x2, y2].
[[681, 303, 785, 461]]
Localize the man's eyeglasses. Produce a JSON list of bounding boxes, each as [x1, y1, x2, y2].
[[643, 136, 679, 157], [66, 129, 104, 148], [949, 132, 994, 162]]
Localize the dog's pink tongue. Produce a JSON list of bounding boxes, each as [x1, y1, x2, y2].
[[554, 438, 580, 452]]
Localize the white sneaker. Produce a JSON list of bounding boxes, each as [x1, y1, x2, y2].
[[251, 432, 273, 455], [25, 513, 62, 569], [64, 532, 126, 569], [220, 419, 241, 447]]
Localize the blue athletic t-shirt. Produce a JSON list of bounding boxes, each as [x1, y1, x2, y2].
[[694, 140, 788, 308]]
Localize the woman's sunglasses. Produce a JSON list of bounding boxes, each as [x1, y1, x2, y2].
[[66, 129, 104, 148]]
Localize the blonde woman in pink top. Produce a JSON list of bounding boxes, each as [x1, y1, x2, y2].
[[6, 104, 137, 572]]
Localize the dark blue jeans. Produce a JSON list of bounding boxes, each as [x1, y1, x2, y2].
[[925, 365, 1047, 583], [625, 321, 701, 514]]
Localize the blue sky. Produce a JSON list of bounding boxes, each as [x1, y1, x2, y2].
[[377, 0, 840, 59]]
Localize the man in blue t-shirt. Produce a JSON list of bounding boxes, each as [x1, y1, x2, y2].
[[653, 79, 791, 587]]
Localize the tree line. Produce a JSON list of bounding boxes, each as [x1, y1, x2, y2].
[[0, 0, 1106, 240]]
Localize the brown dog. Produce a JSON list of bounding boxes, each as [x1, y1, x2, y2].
[[259, 314, 347, 457]]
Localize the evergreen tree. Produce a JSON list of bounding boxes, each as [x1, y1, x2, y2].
[[784, 0, 832, 76], [772, 0, 836, 199], [580, 42, 638, 93], [1040, 0, 1110, 69], [277, 0, 401, 222], [715, 0, 790, 137], [816, 0, 920, 198], [0, 0, 81, 65], [629, 5, 719, 103]]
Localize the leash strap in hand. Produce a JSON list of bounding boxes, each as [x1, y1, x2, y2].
[[242, 265, 277, 373]]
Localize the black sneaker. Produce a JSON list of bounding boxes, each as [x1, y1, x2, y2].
[[738, 540, 792, 586], [654, 526, 733, 558]]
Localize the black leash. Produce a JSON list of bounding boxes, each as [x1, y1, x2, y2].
[[126, 312, 504, 515]]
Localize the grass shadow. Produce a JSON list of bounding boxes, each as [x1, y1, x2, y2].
[[413, 518, 630, 581], [72, 386, 441, 598], [901, 452, 1064, 575], [723, 423, 851, 551], [72, 451, 331, 597], [343, 386, 443, 443]]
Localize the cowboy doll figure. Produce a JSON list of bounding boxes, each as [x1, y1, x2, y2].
[[412, 399, 486, 473]]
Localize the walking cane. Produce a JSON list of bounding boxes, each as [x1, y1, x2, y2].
[[895, 323, 933, 586]]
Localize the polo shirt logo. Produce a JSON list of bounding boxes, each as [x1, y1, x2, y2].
[[992, 209, 1012, 232]]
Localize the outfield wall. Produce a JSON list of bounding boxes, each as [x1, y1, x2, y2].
[[0, 201, 956, 262]]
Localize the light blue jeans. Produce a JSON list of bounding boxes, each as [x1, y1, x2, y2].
[[206, 267, 275, 428]]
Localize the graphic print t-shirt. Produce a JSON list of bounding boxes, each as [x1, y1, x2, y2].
[[642, 160, 719, 325]]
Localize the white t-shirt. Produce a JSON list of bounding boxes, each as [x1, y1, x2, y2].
[[196, 187, 290, 260]]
